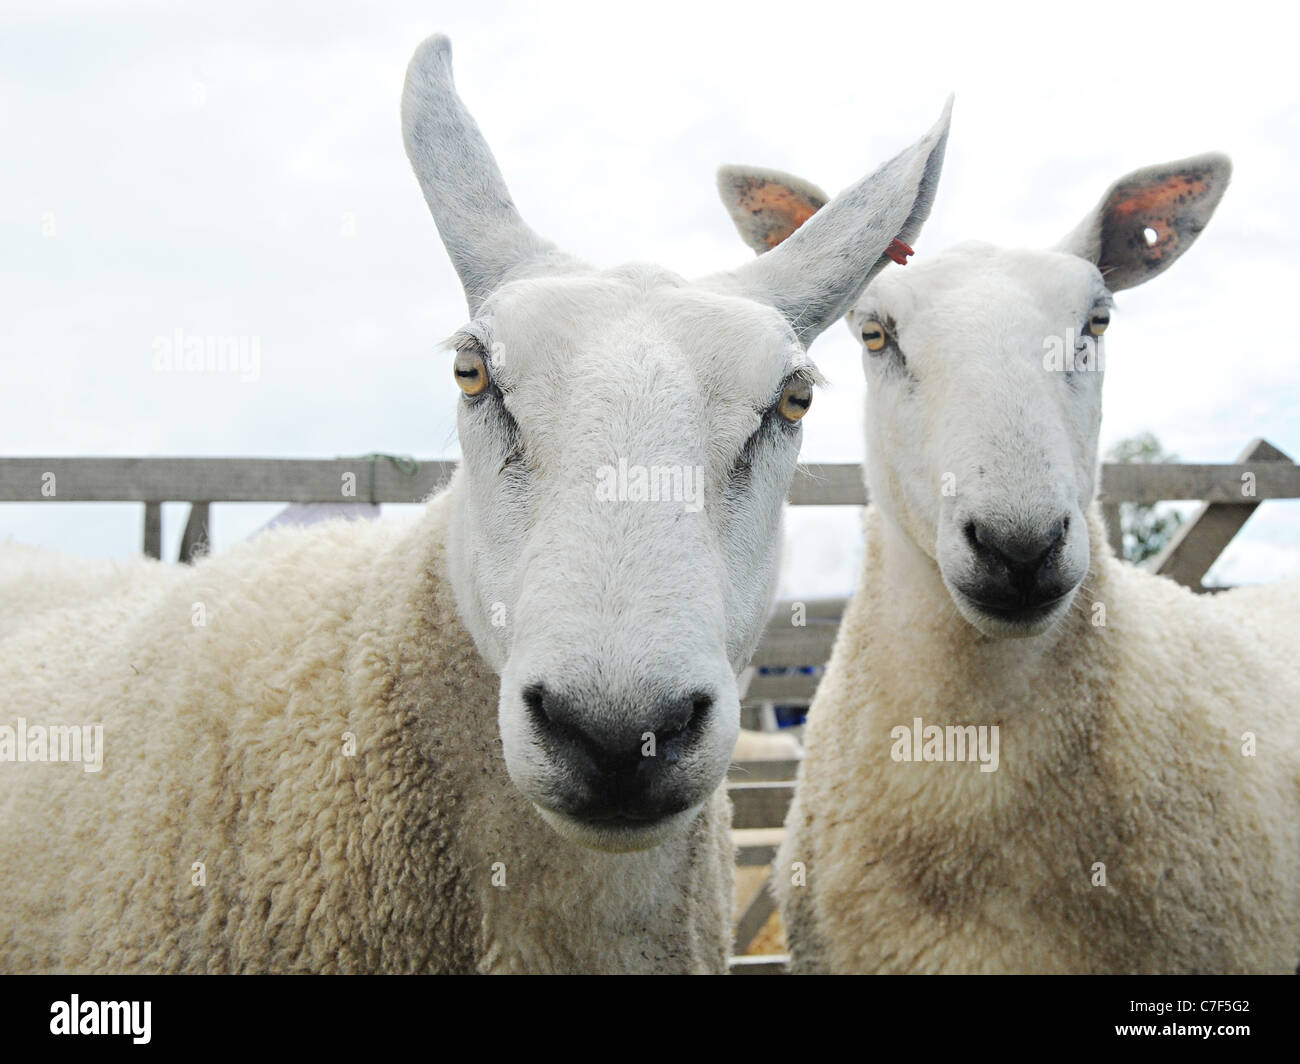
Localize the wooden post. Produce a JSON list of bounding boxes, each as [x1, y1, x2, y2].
[[178, 501, 211, 564], [733, 874, 777, 955], [729, 782, 795, 829], [1101, 502, 1125, 560], [1150, 438, 1293, 590], [143, 502, 162, 560]]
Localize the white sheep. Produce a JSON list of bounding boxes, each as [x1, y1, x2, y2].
[[719, 153, 1300, 973], [0, 35, 951, 973]]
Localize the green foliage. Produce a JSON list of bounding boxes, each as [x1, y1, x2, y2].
[[1105, 432, 1184, 563]]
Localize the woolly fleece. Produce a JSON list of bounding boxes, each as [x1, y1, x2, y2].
[[0, 484, 733, 973], [777, 506, 1300, 974]]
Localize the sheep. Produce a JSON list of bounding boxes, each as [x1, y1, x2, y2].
[[0, 35, 952, 973], [718, 152, 1300, 973]]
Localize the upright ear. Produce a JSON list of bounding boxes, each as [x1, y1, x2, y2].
[[717, 166, 830, 254], [1057, 152, 1231, 291], [717, 98, 951, 346], [402, 35, 571, 314]]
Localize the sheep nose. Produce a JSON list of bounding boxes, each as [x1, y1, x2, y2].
[[523, 683, 712, 819], [964, 516, 1068, 602]]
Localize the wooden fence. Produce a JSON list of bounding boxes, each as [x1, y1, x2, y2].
[[2, 437, 1296, 971]]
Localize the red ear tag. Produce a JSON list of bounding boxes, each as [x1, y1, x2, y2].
[[885, 238, 914, 266]]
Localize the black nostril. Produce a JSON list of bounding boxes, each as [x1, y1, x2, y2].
[[964, 514, 1074, 609], [654, 693, 712, 758], [966, 519, 1066, 569], [524, 683, 718, 821], [523, 683, 713, 768], [654, 697, 693, 737]]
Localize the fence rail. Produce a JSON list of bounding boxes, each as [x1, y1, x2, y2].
[[2, 441, 1293, 592], [3, 440, 1293, 603], [3, 454, 1299, 506]]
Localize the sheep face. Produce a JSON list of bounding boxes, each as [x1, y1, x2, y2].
[[403, 35, 950, 849], [850, 244, 1104, 638], [444, 269, 810, 851], [717, 151, 1230, 641], [851, 152, 1231, 638]]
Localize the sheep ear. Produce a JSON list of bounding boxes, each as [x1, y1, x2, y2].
[[402, 35, 565, 314], [716, 166, 830, 254], [720, 98, 951, 347], [1056, 153, 1231, 292]]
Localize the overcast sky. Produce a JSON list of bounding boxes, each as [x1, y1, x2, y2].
[[3, 0, 1297, 594]]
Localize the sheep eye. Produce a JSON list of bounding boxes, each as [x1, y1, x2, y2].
[[1087, 310, 1110, 336], [777, 377, 813, 422], [860, 320, 888, 351], [454, 348, 489, 395]]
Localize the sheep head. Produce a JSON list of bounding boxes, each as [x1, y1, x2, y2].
[[403, 34, 950, 850], [718, 151, 1231, 640]]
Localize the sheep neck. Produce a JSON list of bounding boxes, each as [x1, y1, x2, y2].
[[856, 502, 1112, 729]]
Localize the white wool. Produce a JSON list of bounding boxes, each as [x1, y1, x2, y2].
[[0, 491, 734, 973], [778, 507, 1300, 973]]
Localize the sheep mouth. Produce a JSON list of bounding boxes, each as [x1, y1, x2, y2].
[[574, 807, 672, 824], [952, 587, 1076, 636], [533, 802, 700, 853], [549, 791, 697, 828], [969, 592, 1071, 619]]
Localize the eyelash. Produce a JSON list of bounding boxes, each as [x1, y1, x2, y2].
[[730, 381, 805, 483], [870, 326, 909, 374], [460, 368, 526, 472]]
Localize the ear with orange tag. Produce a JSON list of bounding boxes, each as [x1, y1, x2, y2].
[[1057, 153, 1231, 291], [716, 165, 830, 253], [718, 165, 920, 275], [716, 98, 951, 345]]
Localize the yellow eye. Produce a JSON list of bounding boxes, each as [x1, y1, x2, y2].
[[860, 320, 888, 351], [1088, 310, 1110, 336], [777, 377, 813, 422], [454, 347, 489, 395]]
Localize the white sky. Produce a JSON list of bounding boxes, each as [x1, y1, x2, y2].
[[2, 0, 1297, 593]]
